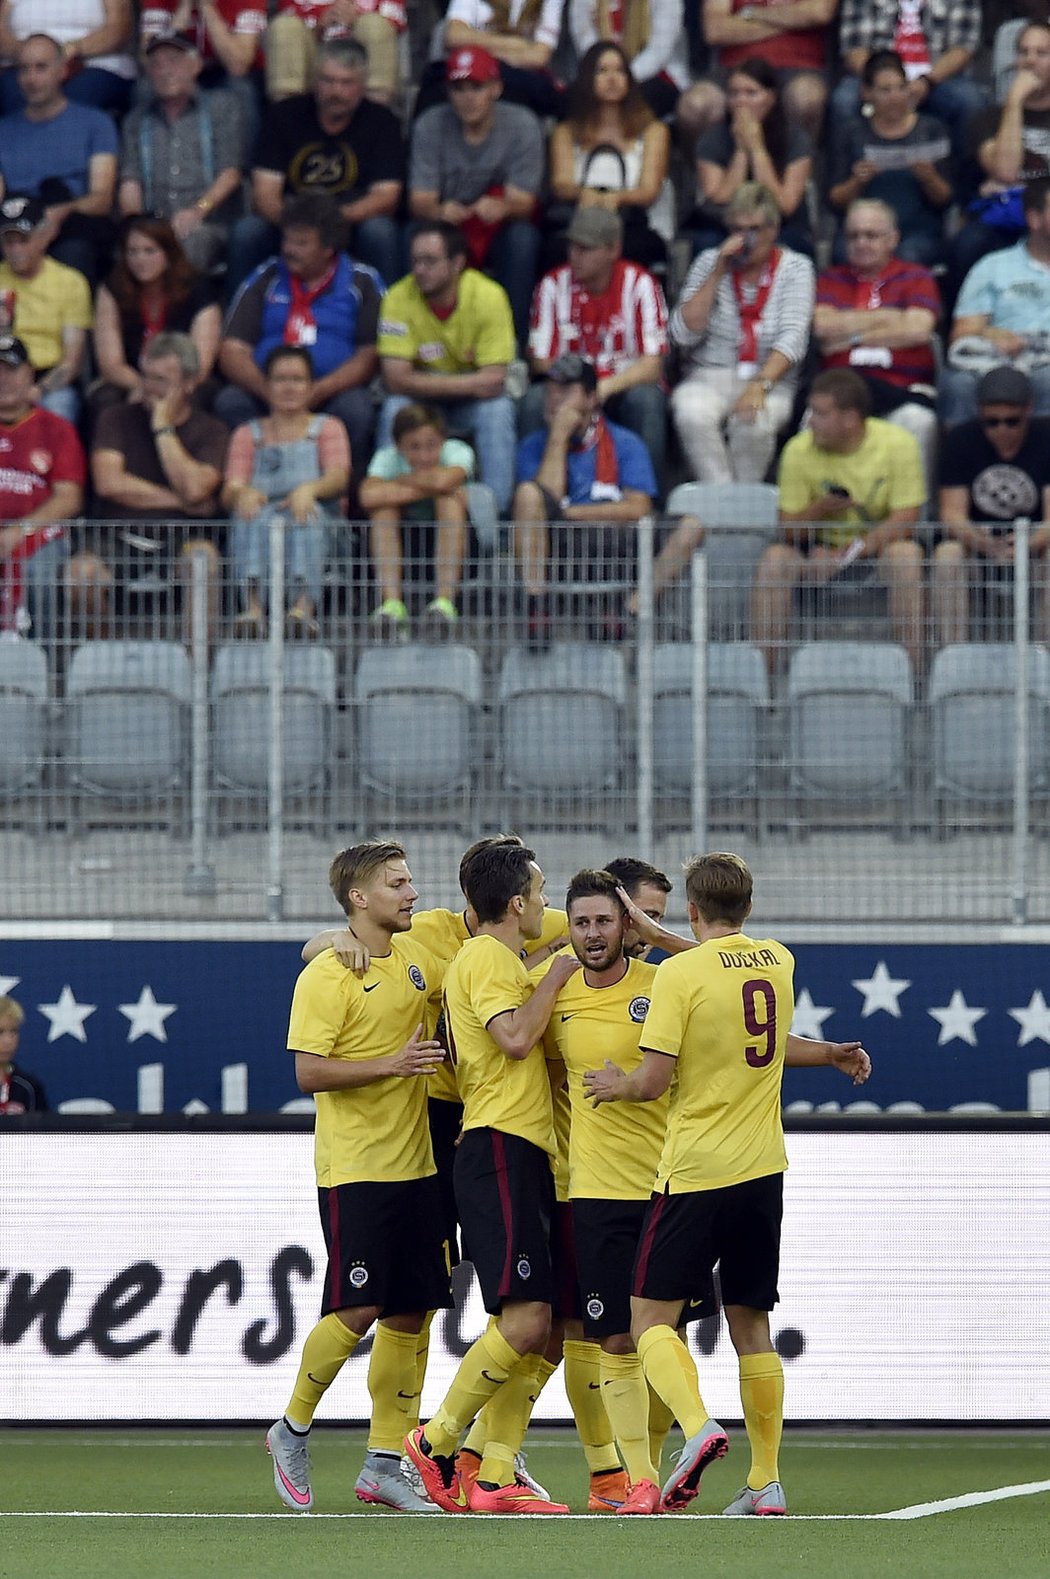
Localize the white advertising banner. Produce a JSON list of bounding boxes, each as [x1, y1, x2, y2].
[[2, 1131, 1048, 1422]]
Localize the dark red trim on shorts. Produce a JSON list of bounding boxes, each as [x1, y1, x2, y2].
[[491, 1130, 516, 1299], [328, 1188, 342, 1309], [632, 1192, 667, 1297]]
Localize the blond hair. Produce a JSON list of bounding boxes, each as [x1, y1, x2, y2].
[[0, 995, 25, 1027]]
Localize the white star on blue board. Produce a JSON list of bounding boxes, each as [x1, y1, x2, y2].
[[790, 988, 834, 1039], [1008, 990, 1050, 1048], [0, 974, 20, 996], [38, 984, 97, 1044], [851, 960, 911, 1018], [118, 985, 177, 1043], [928, 990, 987, 1048]]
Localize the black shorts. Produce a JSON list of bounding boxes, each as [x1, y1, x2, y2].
[[574, 1198, 717, 1338], [428, 1096, 463, 1268], [632, 1172, 784, 1313], [318, 1174, 453, 1319], [454, 1127, 556, 1314], [551, 1199, 580, 1322]]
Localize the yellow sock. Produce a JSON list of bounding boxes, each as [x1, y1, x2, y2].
[[647, 1380, 675, 1475], [599, 1350, 657, 1485], [425, 1324, 524, 1457], [286, 1312, 361, 1428], [462, 1317, 501, 1457], [366, 1323, 424, 1453], [739, 1351, 784, 1489], [563, 1338, 619, 1474], [635, 1325, 708, 1440], [413, 1310, 435, 1418], [477, 1354, 554, 1486]]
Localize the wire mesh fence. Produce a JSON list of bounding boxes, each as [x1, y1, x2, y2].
[[3, 506, 1050, 926]]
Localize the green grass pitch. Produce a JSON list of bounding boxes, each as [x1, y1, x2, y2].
[[3, 1428, 1048, 1579]]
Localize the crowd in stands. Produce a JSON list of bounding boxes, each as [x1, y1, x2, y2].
[[1, 3, 1049, 655]]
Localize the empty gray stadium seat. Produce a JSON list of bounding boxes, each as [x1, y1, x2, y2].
[[665, 481, 779, 635], [0, 639, 49, 804], [786, 642, 914, 821], [652, 641, 770, 831], [929, 643, 1050, 811]]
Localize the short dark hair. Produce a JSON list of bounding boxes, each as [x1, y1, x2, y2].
[[565, 868, 625, 916], [264, 344, 314, 378], [683, 852, 753, 927], [410, 219, 469, 265], [862, 48, 906, 87], [464, 841, 536, 924], [1023, 175, 1050, 220], [329, 840, 407, 916], [281, 192, 347, 254], [809, 368, 872, 418], [602, 857, 672, 899], [393, 402, 448, 445]]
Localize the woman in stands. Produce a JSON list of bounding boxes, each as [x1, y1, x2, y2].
[[222, 345, 350, 637], [91, 215, 221, 424], [548, 40, 671, 267], [828, 49, 953, 268], [687, 56, 813, 257]]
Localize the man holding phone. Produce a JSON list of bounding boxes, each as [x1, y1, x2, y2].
[[750, 368, 926, 672]]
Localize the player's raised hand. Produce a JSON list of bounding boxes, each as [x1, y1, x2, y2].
[[825, 1040, 871, 1085], [583, 1059, 627, 1106], [387, 1025, 445, 1079], [548, 951, 582, 988], [333, 930, 371, 974]]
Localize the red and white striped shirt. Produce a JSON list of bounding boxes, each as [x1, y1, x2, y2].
[[528, 259, 669, 379]]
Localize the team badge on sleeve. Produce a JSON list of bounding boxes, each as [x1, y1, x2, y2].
[[628, 996, 651, 1022], [408, 964, 426, 991]]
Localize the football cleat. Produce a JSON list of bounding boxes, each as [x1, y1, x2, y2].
[[619, 1479, 661, 1516], [468, 1480, 569, 1514], [455, 1448, 482, 1497], [266, 1418, 313, 1512], [355, 1450, 441, 1512], [722, 1480, 787, 1517], [660, 1419, 729, 1512], [514, 1451, 551, 1500], [402, 1427, 470, 1514], [588, 1467, 629, 1511]]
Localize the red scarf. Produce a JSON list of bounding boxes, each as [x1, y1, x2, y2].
[[574, 412, 620, 494], [284, 259, 338, 345], [139, 290, 167, 348], [0, 521, 65, 632], [732, 247, 781, 365]]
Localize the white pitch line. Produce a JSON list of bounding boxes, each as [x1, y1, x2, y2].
[[3, 1482, 1050, 1522]]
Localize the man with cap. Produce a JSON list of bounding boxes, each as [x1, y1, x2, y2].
[[511, 352, 658, 647], [933, 364, 1050, 645], [0, 333, 85, 642], [409, 45, 543, 348], [117, 30, 245, 275], [527, 204, 669, 488], [0, 192, 92, 426]]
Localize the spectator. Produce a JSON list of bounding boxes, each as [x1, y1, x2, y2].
[[222, 345, 351, 637], [751, 367, 925, 672], [426, 0, 567, 118], [117, 31, 245, 276], [69, 331, 228, 636], [140, 0, 266, 85], [814, 197, 940, 493], [952, 22, 1050, 288], [377, 220, 517, 514], [0, 33, 118, 287], [359, 402, 473, 637], [267, 0, 406, 106], [548, 41, 672, 271], [410, 45, 544, 349], [91, 215, 221, 424], [512, 352, 656, 646], [226, 36, 403, 291], [0, 193, 91, 426], [698, 0, 836, 143], [669, 182, 814, 484], [218, 194, 380, 487], [828, 49, 952, 269], [569, 0, 696, 122], [0, 0, 135, 116], [933, 365, 1050, 645], [527, 205, 669, 488], [833, 0, 986, 167], [686, 54, 813, 257], [0, 333, 83, 642], [0, 996, 48, 1114], [942, 177, 1050, 428]]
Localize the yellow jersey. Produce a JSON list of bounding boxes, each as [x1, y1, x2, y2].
[[287, 936, 444, 1188], [411, 905, 569, 1104], [543, 956, 666, 1200], [378, 268, 515, 374], [443, 933, 556, 1159], [777, 418, 926, 547], [641, 933, 794, 1194]]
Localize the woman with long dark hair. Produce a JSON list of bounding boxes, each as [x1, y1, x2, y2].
[[548, 39, 671, 266]]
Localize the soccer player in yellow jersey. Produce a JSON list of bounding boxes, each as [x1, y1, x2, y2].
[[267, 841, 451, 1515], [603, 857, 673, 961], [404, 842, 580, 1515], [586, 852, 870, 1519]]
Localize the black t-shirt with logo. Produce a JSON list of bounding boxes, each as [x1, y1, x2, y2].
[[254, 96, 406, 202], [940, 416, 1050, 526]]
